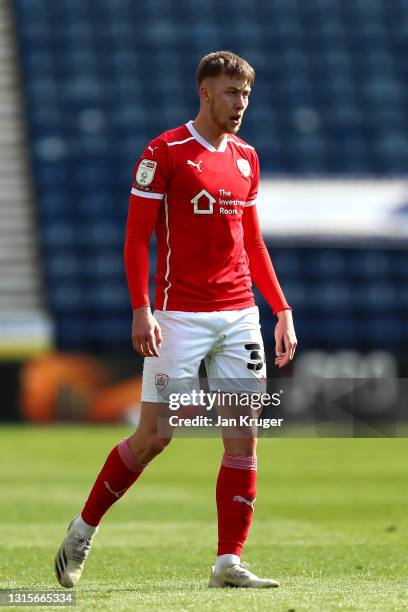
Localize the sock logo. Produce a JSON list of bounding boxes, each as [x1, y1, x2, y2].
[[104, 481, 128, 499], [233, 495, 256, 511]]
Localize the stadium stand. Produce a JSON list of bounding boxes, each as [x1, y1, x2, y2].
[[0, 0, 52, 356], [11, 0, 408, 351]]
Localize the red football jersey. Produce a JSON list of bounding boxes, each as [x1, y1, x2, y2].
[[131, 121, 260, 312]]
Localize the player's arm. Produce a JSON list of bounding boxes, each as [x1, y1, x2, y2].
[[124, 140, 169, 357], [243, 204, 297, 367], [124, 194, 162, 357]]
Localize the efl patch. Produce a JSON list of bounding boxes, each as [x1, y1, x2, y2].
[[136, 159, 157, 186], [236, 158, 251, 177]]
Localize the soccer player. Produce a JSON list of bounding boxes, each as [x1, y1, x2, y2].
[[55, 51, 297, 589]]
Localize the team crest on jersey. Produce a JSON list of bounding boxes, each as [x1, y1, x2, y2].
[[155, 373, 169, 391], [236, 158, 251, 177], [136, 159, 157, 186]]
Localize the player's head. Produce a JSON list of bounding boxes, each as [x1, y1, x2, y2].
[[196, 51, 255, 134]]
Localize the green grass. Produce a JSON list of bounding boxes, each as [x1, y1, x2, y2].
[[0, 426, 407, 611]]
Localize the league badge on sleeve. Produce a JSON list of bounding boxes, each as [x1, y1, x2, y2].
[[136, 159, 158, 186]]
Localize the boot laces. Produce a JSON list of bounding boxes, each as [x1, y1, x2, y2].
[[68, 535, 91, 562], [226, 562, 252, 579]]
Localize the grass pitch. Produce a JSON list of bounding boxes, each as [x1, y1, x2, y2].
[[0, 426, 407, 611]]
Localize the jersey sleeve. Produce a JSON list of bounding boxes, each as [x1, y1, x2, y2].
[[244, 150, 260, 207], [130, 137, 170, 200], [243, 204, 292, 315], [124, 137, 169, 310]]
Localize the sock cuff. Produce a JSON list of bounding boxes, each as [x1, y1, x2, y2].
[[117, 438, 147, 473], [221, 453, 257, 471], [76, 514, 99, 536]]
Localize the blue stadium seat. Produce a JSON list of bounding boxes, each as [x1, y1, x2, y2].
[[39, 193, 74, 219], [84, 223, 122, 248], [86, 284, 129, 312], [278, 280, 308, 311], [80, 253, 123, 279], [353, 281, 398, 316], [348, 251, 390, 278], [42, 222, 77, 248], [55, 317, 89, 348], [303, 251, 345, 278], [48, 284, 83, 313], [359, 317, 403, 348], [45, 253, 80, 279], [315, 317, 357, 348], [89, 317, 131, 345]]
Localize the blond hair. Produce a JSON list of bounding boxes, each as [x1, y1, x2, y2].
[[197, 51, 255, 86]]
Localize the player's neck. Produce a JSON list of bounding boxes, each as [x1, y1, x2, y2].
[[192, 116, 227, 151]]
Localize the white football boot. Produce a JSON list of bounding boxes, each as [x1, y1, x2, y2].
[[208, 562, 279, 588], [54, 517, 98, 588]]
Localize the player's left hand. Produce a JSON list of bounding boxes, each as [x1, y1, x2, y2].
[[274, 309, 297, 368]]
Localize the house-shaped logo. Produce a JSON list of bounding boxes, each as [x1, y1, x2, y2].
[[191, 189, 216, 215]]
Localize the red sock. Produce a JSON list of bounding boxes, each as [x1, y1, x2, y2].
[[81, 438, 147, 526], [216, 453, 257, 556]]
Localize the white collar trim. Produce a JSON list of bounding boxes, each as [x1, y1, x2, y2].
[[186, 120, 228, 153]]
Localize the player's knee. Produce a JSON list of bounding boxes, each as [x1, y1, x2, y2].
[[224, 438, 257, 457], [240, 441, 257, 456], [146, 435, 172, 457]]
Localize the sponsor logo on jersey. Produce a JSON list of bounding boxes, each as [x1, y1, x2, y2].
[[219, 207, 238, 215], [236, 158, 251, 177], [218, 188, 244, 214], [191, 189, 215, 214], [155, 372, 169, 391], [136, 159, 157, 186]]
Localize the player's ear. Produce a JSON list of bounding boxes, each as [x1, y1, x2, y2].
[[199, 79, 212, 103]]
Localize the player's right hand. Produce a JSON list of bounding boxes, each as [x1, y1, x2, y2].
[[131, 307, 162, 357]]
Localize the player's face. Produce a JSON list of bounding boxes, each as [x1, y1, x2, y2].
[[207, 75, 251, 134]]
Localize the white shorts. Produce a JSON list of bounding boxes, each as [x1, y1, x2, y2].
[[141, 306, 266, 403]]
